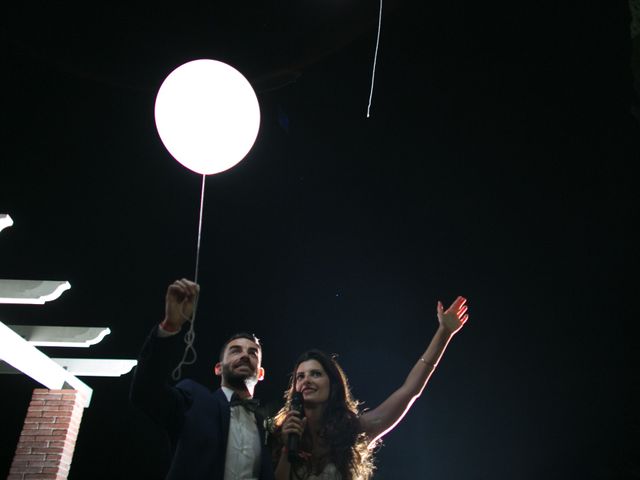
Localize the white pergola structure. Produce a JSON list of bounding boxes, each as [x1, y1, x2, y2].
[[1, 214, 137, 480]]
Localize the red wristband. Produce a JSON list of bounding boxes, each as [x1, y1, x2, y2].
[[159, 320, 180, 332]]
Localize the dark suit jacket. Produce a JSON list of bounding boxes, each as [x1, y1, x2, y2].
[[130, 327, 275, 480]]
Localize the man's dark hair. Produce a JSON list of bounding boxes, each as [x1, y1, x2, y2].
[[219, 332, 262, 361]]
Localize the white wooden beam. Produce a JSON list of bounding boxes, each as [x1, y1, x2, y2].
[[7, 325, 111, 347], [0, 358, 137, 377], [0, 279, 71, 304], [52, 358, 136, 377], [0, 321, 92, 407], [0, 214, 13, 233]]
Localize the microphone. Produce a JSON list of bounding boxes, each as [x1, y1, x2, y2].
[[287, 392, 304, 463]]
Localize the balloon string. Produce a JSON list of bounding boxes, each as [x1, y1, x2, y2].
[[194, 174, 206, 285], [172, 174, 206, 380], [366, 0, 383, 118]]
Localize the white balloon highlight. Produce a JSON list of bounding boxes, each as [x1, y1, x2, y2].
[[154, 59, 261, 175]]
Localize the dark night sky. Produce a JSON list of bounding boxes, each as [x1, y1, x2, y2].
[[1, 1, 638, 479]]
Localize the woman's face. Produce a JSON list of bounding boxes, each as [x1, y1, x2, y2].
[[295, 359, 331, 405]]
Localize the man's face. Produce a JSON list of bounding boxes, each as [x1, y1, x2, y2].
[[215, 338, 264, 388]]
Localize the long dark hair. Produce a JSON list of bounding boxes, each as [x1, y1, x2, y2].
[[273, 350, 375, 480]]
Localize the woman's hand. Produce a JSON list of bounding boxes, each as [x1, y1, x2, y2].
[[437, 296, 469, 335], [275, 410, 307, 478], [280, 410, 306, 446]]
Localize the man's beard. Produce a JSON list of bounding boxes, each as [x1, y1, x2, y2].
[[222, 362, 258, 389]]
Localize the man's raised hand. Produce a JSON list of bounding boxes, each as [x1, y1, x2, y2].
[[163, 278, 200, 331]]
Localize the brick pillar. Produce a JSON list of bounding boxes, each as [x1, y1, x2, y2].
[[8, 388, 85, 480]]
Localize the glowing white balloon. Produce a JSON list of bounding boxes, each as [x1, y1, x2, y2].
[[154, 59, 261, 175]]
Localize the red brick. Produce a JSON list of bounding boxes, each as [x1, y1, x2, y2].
[[19, 442, 49, 449], [32, 395, 52, 402], [50, 411, 71, 418], [14, 453, 46, 462], [39, 394, 63, 400], [23, 466, 45, 473], [48, 441, 66, 449], [28, 461, 59, 468], [29, 417, 56, 425], [42, 406, 61, 412], [9, 469, 29, 477], [44, 401, 75, 407], [56, 412, 82, 423], [35, 436, 60, 442], [33, 447, 63, 455]]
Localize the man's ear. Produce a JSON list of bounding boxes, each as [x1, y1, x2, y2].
[[257, 367, 265, 382], [214, 362, 222, 377]]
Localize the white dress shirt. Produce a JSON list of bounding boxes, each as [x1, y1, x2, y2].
[[220, 387, 262, 480]]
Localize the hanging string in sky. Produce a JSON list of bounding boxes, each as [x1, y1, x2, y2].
[[367, 0, 384, 118]]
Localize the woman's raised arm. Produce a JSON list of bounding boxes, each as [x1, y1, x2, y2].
[[358, 296, 469, 445]]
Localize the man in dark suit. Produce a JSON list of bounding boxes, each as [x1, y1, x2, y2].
[[131, 279, 274, 480]]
